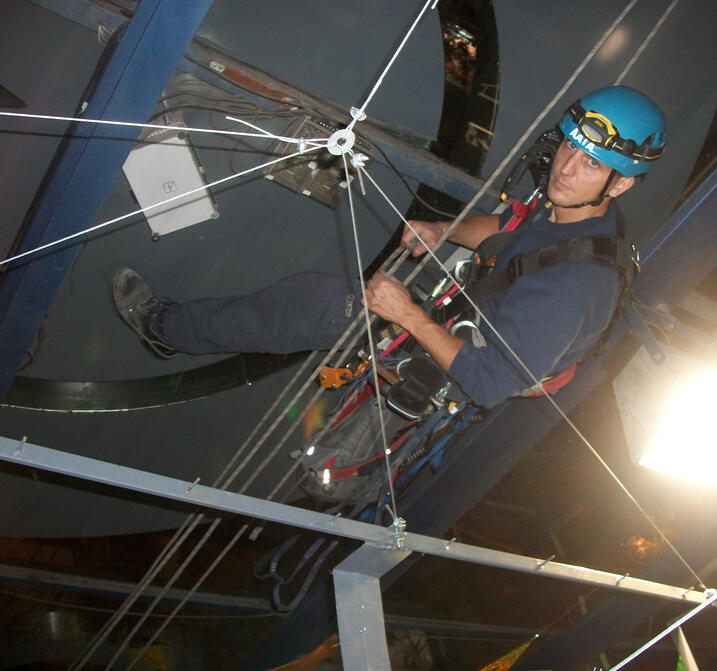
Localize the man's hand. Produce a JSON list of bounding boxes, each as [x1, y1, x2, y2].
[[364, 271, 464, 373], [401, 220, 447, 257], [401, 214, 501, 256], [364, 271, 419, 328]]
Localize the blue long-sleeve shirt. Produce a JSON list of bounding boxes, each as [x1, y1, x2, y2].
[[448, 203, 622, 407]]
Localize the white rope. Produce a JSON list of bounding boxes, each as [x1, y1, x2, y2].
[[614, 0, 681, 85], [224, 113, 328, 147], [0, 110, 325, 148], [611, 589, 717, 670], [345, 0, 438, 134], [0, 146, 321, 268], [107, 517, 226, 669]]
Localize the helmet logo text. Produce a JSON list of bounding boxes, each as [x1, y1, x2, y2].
[[569, 127, 596, 153]]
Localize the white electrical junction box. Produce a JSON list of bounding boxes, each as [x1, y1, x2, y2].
[[122, 127, 219, 237]]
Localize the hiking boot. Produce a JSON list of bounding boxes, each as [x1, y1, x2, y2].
[[112, 267, 177, 359]]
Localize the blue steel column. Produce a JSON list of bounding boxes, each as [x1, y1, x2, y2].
[[0, 0, 214, 400]]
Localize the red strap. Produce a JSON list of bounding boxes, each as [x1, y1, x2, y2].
[[526, 362, 577, 397], [503, 197, 538, 233], [331, 383, 375, 425], [322, 426, 413, 481]]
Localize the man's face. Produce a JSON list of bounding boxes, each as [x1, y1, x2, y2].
[[547, 137, 616, 208]]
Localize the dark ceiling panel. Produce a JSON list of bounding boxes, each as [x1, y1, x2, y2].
[[0, 0, 444, 538]]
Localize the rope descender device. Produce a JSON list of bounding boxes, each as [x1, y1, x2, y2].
[[319, 360, 370, 389]]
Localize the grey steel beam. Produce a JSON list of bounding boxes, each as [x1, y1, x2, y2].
[[0, 436, 710, 607], [333, 544, 411, 671]]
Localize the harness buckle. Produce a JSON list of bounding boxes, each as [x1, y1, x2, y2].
[[591, 236, 616, 257], [453, 258, 480, 286], [631, 242, 641, 274], [506, 255, 523, 284]]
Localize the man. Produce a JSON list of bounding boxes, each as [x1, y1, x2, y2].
[[114, 86, 665, 407]]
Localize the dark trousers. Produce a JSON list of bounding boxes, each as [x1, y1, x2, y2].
[[163, 272, 363, 354]]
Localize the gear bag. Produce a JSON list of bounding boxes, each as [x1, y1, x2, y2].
[[298, 384, 409, 504]]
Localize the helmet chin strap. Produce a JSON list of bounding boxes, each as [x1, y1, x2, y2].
[[559, 169, 617, 209]]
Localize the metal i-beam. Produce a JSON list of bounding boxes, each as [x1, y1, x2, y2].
[[333, 544, 411, 671], [0, 562, 272, 614], [0, 0, 213, 400], [0, 436, 710, 608]]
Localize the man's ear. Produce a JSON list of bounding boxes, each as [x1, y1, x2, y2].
[[607, 174, 635, 198]]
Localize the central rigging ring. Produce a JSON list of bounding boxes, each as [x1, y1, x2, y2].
[[326, 128, 356, 156]]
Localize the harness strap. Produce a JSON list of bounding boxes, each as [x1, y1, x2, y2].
[[475, 200, 544, 261], [444, 203, 636, 323]]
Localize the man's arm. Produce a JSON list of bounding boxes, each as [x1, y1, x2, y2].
[[402, 214, 500, 258], [364, 267, 597, 408], [363, 271, 463, 371]]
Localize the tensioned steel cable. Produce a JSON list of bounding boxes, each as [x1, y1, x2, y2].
[[118, 248, 412, 670], [126, 473, 329, 668], [126, 2, 711, 659], [357, 160, 706, 591], [113, 0, 709, 661], [614, 0, 681, 85], [70, 355, 322, 669], [112, 253, 407, 668], [75, 248, 407, 669], [54, 0, 704, 663], [105, 517, 232, 669], [341, 151, 402, 524]]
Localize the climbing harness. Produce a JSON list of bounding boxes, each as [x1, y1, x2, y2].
[[301, 126, 643, 514]]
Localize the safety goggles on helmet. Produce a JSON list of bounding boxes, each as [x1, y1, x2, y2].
[[567, 102, 664, 163]]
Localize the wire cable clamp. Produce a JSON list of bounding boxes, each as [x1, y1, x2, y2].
[[350, 106, 367, 122], [385, 505, 407, 549]]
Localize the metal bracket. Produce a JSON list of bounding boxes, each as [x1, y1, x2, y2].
[[333, 543, 411, 671]]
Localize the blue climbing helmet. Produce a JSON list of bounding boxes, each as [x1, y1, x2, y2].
[[559, 86, 666, 177]]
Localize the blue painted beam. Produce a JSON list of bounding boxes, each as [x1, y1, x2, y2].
[[0, 0, 213, 400]]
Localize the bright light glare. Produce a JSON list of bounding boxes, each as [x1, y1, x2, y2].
[[639, 367, 717, 486]]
